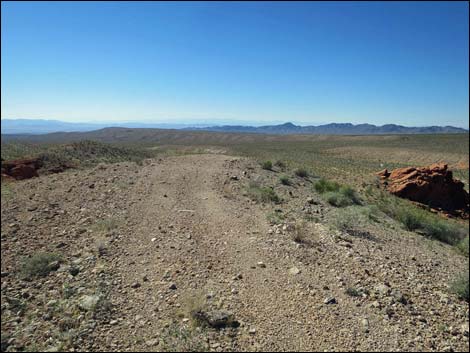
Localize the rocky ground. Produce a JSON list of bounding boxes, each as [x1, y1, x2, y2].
[[1, 153, 469, 352]]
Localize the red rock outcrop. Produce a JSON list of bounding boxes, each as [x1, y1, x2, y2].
[[377, 163, 469, 217], [1, 158, 42, 180]]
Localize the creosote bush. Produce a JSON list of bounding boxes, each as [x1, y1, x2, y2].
[[261, 160, 273, 170], [294, 168, 308, 178], [20, 252, 62, 279]]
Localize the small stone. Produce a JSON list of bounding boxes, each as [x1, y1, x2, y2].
[[323, 297, 337, 305], [145, 338, 159, 347], [257, 262, 266, 268], [249, 328, 256, 335], [131, 282, 141, 289], [288, 266, 301, 275], [361, 318, 370, 333], [151, 238, 157, 242], [169, 283, 177, 290]]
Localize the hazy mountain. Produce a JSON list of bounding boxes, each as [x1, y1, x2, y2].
[[1, 119, 467, 136], [0, 119, 212, 135], [185, 122, 468, 134]]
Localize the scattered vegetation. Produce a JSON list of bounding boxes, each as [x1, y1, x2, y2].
[[92, 217, 120, 234], [315, 178, 361, 207], [345, 287, 363, 297], [267, 211, 286, 225], [19, 252, 62, 279], [159, 323, 208, 352], [246, 182, 281, 203], [274, 160, 286, 170], [314, 178, 341, 193], [279, 175, 291, 185], [261, 160, 273, 170], [457, 236, 469, 257], [294, 168, 308, 178], [372, 191, 467, 245], [331, 206, 371, 236], [1, 140, 155, 172], [450, 270, 469, 302], [1, 182, 13, 201], [291, 221, 312, 245]]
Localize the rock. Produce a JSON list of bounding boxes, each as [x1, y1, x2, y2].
[[1, 158, 42, 180], [131, 282, 141, 289], [257, 261, 266, 268], [69, 267, 80, 276], [288, 266, 301, 275], [323, 297, 337, 305], [169, 283, 177, 290], [361, 318, 370, 333], [79, 295, 101, 312], [145, 338, 159, 347], [47, 261, 61, 272], [377, 163, 469, 217], [374, 283, 391, 297], [249, 328, 257, 334], [193, 310, 236, 329]]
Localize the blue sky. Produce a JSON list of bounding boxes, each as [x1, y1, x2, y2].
[[1, 1, 469, 127]]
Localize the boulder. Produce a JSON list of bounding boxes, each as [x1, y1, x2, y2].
[[377, 163, 469, 217], [1, 158, 42, 180]]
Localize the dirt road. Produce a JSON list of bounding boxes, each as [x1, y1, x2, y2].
[[1, 154, 468, 352]]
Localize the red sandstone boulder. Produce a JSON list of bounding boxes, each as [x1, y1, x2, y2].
[[377, 163, 469, 216], [1, 158, 42, 180]]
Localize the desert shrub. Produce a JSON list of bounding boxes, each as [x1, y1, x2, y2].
[[457, 236, 469, 257], [279, 175, 291, 185], [294, 168, 308, 178], [292, 221, 310, 244], [261, 160, 273, 170], [159, 323, 208, 352], [323, 185, 361, 207], [450, 270, 469, 301], [314, 178, 340, 193], [92, 218, 119, 233], [1, 182, 13, 201], [373, 191, 467, 245], [345, 287, 362, 297], [246, 182, 280, 203], [331, 206, 371, 236], [267, 211, 285, 225], [20, 252, 62, 279], [274, 160, 286, 170]]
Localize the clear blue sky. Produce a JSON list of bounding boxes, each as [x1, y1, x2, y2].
[[1, 1, 469, 127]]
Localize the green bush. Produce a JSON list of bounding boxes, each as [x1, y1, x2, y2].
[[246, 182, 280, 203], [457, 236, 469, 257], [294, 168, 308, 178], [261, 160, 273, 170], [20, 252, 62, 279], [331, 206, 369, 235], [314, 178, 340, 193], [373, 191, 467, 245], [323, 185, 361, 207], [279, 175, 291, 185], [450, 270, 469, 301]]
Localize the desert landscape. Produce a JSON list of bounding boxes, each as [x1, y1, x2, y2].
[[2, 1, 469, 352], [1, 131, 469, 351]]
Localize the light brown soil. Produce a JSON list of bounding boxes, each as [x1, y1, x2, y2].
[[1, 154, 468, 352]]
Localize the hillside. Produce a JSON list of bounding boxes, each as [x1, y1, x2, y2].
[[1, 153, 469, 351]]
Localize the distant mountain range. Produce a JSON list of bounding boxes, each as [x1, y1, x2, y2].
[[185, 122, 468, 135], [0, 119, 212, 135], [1, 119, 468, 135]]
